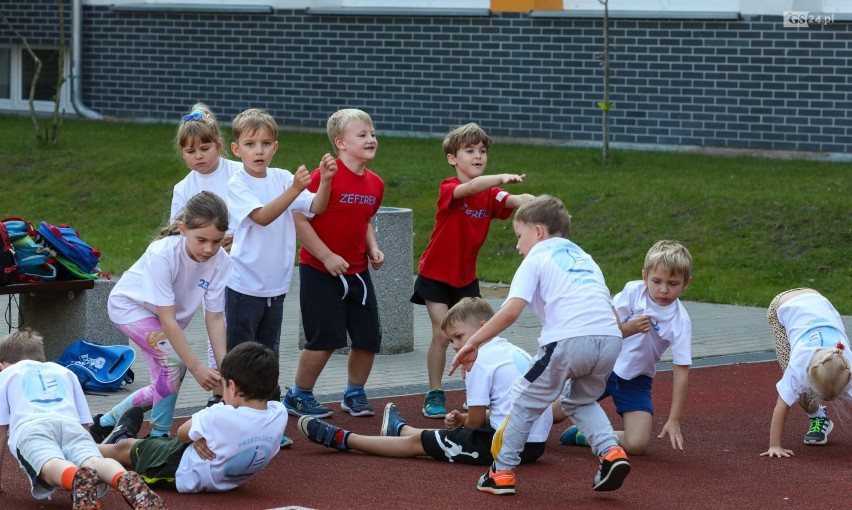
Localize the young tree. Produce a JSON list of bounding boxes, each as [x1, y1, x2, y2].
[[597, 0, 613, 164]]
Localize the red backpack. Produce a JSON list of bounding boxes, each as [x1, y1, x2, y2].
[[0, 222, 18, 285]]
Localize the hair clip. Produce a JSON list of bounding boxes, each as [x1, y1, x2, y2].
[[837, 342, 845, 351], [182, 109, 204, 122]]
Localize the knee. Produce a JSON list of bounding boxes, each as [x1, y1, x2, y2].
[[621, 437, 649, 456]]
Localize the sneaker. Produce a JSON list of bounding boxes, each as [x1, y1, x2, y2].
[[280, 434, 294, 448], [341, 390, 375, 417], [560, 426, 590, 447], [422, 389, 447, 418], [283, 391, 333, 418], [476, 463, 516, 495], [103, 406, 144, 445], [88, 414, 114, 444], [71, 466, 101, 510], [206, 394, 223, 407], [116, 471, 167, 509], [381, 402, 407, 437], [593, 445, 631, 491], [297, 416, 349, 451], [804, 416, 834, 445]]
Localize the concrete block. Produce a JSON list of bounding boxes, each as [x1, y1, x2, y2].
[[19, 279, 125, 360]]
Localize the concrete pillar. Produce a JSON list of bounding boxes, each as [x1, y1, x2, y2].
[[299, 206, 414, 354], [19, 278, 125, 360]]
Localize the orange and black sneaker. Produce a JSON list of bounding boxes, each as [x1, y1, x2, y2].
[[593, 445, 631, 491], [476, 463, 516, 495]]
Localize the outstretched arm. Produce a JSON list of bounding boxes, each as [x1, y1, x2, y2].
[[157, 306, 220, 392], [248, 165, 312, 226], [760, 396, 794, 458], [658, 364, 689, 449], [449, 297, 526, 375], [506, 193, 535, 209], [453, 173, 526, 199]]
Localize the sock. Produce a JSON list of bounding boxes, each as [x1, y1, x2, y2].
[[808, 405, 828, 419], [345, 382, 364, 396], [99, 414, 117, 428], [292, 385, 313, 396], [61, 466, 78, 490], [111, 471, 126, 488], [335, 429, 351, 449]]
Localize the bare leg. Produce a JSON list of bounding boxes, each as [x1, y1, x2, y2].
[[294, 349, 334, 388], [38, 458, 77, 488], [346, 430, 428, 458], [347, 348, 375, 386], [620, 410, 653, 455], [424, 301, 450, 389], [97, 438, 139, 469]]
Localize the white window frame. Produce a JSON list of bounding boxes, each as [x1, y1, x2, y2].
[[0, 45, 71, 114]]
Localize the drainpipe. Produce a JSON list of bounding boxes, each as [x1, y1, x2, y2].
[[70, 0, 101, 119]]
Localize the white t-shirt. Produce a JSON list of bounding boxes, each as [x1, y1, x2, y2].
[[227, 168, 315, 297], [175, 401, 288, 493], [775, 293, 852, 406], [507, 237, 621, 346], [612, 280, 692, 379], [0, 360, 93, 457], [108, 235, 232, 328], [170, 158, 242, 235], [465, 337, 552, 442]]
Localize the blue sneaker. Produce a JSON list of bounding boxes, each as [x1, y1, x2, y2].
[[297, 416, 349, 451], [283, 390, 333, 418], [341, 390, 375, 417], [280, 434, 293, 448], [381, 403, 407, 437], [560, 426, 590, 447], [423, 389, 447, 418]]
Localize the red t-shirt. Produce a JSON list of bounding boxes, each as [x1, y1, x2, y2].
[[299, 159, 384, 274], [417, 177, 513, 287]]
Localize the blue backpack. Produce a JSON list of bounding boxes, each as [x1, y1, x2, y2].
[[55, 339, 136, 393], [36, 221, 106, 279], [2, 218, 58, 282]]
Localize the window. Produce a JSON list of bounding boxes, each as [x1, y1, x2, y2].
[[0, 46, 70, 113]]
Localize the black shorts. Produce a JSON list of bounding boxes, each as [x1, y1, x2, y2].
[[410, 275, 480, 306], [130, 437, 191, 490], [420, 425, 545, 466], [299, 264, 382, 352]]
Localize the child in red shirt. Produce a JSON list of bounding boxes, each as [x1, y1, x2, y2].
[[412, 122, 533, 418]]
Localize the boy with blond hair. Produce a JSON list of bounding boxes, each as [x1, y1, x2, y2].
[[557, 240, 693, 455], [297, 298, 551, 466], [412, 122, 533, 418], [285, 108, 385, 418], [0, 329, 164, 509], [450, 195, 629, 495]]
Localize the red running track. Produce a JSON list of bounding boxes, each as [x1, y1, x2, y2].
[[1, 360, 850, 509]]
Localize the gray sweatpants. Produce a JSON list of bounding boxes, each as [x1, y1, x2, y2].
[[494, 335, 621, 471]]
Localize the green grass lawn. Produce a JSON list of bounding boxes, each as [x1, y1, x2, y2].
[[1, 115, 849, 311]]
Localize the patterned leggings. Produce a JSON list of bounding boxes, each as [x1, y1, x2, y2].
[[107, 317, 187, 436], [767, 288, 819, 413]]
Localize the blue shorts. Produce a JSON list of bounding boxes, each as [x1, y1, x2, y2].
[[599, 371, 654, 415]]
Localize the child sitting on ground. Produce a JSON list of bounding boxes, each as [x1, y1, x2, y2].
[[0, 329, 164, 509], [297, 297, 551, 466], [97, 342, 288, 492], [760, 288, 851, 458], [556, 240, 693, 454]]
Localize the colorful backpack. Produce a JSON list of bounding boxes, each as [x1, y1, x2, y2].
[[2, 218, 58, 282], [55, 339, 136, 392], [36, 221, 107, 280], [0, 221, 17, 285]]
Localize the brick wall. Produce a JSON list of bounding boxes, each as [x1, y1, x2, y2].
[[3, 2, 850, 152]]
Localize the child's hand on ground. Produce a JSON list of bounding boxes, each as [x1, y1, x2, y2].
[[500, 173, 526, 184], [658, 420, 684, 450], [369, 248, 385, 270], [760, 445, 794, 458], [444, 410, 465, 430], [322, 253, 349, 277], [293, 165, 311, 191], [192, 438, 215, 461], [189, 364, 221, 392], [319, 153, 338, 180], [449, 344, 478, 376]]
